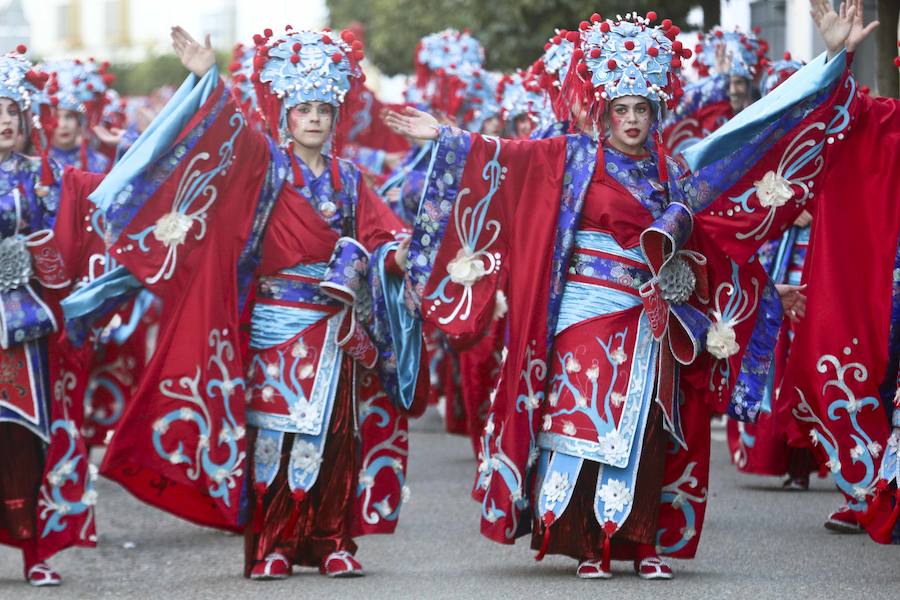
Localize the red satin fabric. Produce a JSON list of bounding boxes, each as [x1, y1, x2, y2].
[[244, 359, 359, 574], [0, 423, 43, 545], [530, 406, 667, 560]]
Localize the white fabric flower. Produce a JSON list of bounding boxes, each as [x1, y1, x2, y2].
[[611, 348, 627, 365], [706, 321, 739, 359], [447, 248, 487, 286], [493, 290, 508, 320], [266, 363, 280, 378], [542, 414, 553, 431], [565, 356, 581, 373], [291, 341, 309, 358], [254, 435, 280, 468], [80, 489, 98, 506], [597, 478, 633, 514], [401, 485, 411, 503], [548, 392, 559, 407], [562, 421, 577, 436], [610, 392, 626, 408], [542, 471, 571, 506], [290, 440, 323, 474], [849, 444, 864, 460], [575, 394, 588, 408], [753, 171, 793, 208], [299, 364, 315, 380], [586, 366, 600, 382], [598, 430, 630, 463], [152, 211, 193, 246]]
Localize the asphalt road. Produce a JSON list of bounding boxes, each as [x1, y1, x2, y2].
[[1, 411, 896, 599]]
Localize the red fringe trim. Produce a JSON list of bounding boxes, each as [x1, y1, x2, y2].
[[534, 512, 555, 561]]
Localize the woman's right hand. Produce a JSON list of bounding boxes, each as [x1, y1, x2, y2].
[[384, 107, 441, 142], [171, 26, 216, 77]]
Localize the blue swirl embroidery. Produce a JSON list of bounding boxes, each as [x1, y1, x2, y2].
[[151, 328, 246, 506], [656, 461, 707, 554]]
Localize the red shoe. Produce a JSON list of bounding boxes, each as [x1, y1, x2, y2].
[[320, 551, 364, 578], [576, 559, 612, 579], [635, 556, 674, 580], [825, 505, 864, 533], [26, 563, 62, 587], [250, 552, 292, 580]]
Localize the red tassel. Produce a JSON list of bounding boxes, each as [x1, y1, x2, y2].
[[251, 483, 268, 533], [279, 489, 307, 538], [601, 520, 617, 574], [289, 149, 305, 187], [655, 133, 669, 183], [534, 511, 555, 561], [80, 138, 89, 171], [330, 153, 342, 192]]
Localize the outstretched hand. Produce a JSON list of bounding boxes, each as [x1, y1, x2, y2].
[[810, 0, 878, 57], [171, 26, 216, 77], [383, 107, 440, 142]]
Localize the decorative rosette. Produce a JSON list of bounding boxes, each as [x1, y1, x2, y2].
[[759, 53, 804, 97], [531, 29, 575, 120], [693, 27, 769, 80], [561, 11, 690, 128], [413, 29, 485, 117], [0, 46, 54, 184], [497, 68, 552, 131]]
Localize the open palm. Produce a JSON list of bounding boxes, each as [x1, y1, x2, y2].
[[171, 26, 215, 77]]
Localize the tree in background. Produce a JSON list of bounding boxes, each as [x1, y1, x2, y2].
[[328, 0, 701, 75], [109, 51, 231, 96]]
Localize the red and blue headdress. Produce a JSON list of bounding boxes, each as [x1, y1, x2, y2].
[[759, 53, 803, 97], [413, 29, 485, 117], [694, 27, 769, 80], [532, 29, 575, 121], [0, 46, 54, 183], [456, 65, 500, 132], [497, 68, 552, 133], [250, 26, 366, 189]]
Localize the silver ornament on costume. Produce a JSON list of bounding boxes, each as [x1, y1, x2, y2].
[[0, 236, 33, 293], [319, 201, 337, 218], [657, 257, 696, 305]]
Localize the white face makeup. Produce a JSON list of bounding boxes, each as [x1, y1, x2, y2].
[[0, 98, 22, 157], [288, 101, 335, 151], [728, 76, 752, 115], [606, 95, 652, 155]]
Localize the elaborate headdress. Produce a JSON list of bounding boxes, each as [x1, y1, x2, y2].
[[497, 68, 552, 133], [41, 58, 115, 170], [532, 29, 575, 121], [456, 65, 500, 132], [228, 42, 258, 117], [562, 11, 692, 180], [693, 27, 769, 80], [413, 29, 485, 117], [759, 53, 803, 97], [250, 26, 366, 189], [102, 88, 128, 130], [0, 46, 54, 183]]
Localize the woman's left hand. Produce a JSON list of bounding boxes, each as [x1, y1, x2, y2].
[[776, 284, 807, 323]]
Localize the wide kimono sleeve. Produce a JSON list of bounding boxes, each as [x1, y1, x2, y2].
[[662, 73, 731, 155], [405, 126, 568, 341], [62, 66, 287, 531], [782, 92, 900, 542]]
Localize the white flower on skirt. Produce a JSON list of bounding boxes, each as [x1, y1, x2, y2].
[[542, 471, 571, 507], [611, 347, 628, 365], [542, 414, 553, 431], [610, 392, 626, 408], [254, 435, 281, 469], [596, 478, 633, 515], [548, 392, 559, 407], [565, 356, 581, 373], [753, 171, 794, 208], [290, 440, 323, 474], [562, 421, 577, 436], [598, 430, 630, 463], [586, 365, 600, 382]]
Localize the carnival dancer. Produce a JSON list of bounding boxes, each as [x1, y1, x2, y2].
[[726, 56, 823, 491], [388, 6, 870, 579], [0, 47, 96, 587], [785, 0, 900, 543], [662, 27, 767, 156], [41, 59, 114, 174], [530, 29, 577, 139], [60, 26, 426, 580], [497, 69, 553, 139]]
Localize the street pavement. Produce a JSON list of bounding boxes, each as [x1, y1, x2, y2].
[[1, 410, 896, 599]]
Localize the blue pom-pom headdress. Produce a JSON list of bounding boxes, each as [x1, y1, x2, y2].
[[250, 27, 365, 143], [497, 69, 552, 133], [694, 27, 769, 80], [228, 43, 257, 112], [43, 58, 113, 115], [0, 47, 47, 113], [413, 29, 485, 117], [759, 53, 803, 97], [532, 29, 575, 121], [457, 66, 501, 132]]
